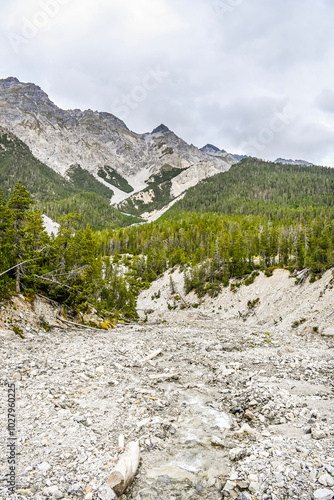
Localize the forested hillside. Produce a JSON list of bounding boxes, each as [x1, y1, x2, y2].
[[0, 183, 139, 320], [1, 159, 333, 322], [98, 160, 334, 297], [99, 212, 334, 298], [0, 128, 140, 230], [163, 158, 334, 219]]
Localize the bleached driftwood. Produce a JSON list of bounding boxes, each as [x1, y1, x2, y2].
[[140, 348, 162, 364], [118, 434, 125, 449], [107, 441, 140, 496]]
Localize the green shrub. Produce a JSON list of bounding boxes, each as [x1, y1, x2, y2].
[[13, 325, 24, 339]]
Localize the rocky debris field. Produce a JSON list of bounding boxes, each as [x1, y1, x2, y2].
[[137, 269, 334, 337], [0, 307, 333, 500]]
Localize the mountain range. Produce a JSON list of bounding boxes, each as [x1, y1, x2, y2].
[[0, 76, 319, 223], [0, 77, 237, 219]]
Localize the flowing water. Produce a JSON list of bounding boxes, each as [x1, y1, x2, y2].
[[129, 388, 231, 499]]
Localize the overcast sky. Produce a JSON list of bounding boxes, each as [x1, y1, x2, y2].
[[1, 0, 334, 165]]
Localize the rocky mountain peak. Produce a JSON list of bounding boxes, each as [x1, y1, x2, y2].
[[0, 76, 236, 218], [275, 158, 314, 166], [151, 124, 170, 134], [0, 76, 58, 112], [200, 144, 226, 154], [1, 76, 20, 86]]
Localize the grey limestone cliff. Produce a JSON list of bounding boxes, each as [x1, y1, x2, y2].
[[0, 77, 235, 211]]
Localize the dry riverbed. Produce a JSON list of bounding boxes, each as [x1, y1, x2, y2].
[[0, 308, 333, 500]]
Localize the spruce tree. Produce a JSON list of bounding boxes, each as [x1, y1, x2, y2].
[[8, 182, 34, 293]]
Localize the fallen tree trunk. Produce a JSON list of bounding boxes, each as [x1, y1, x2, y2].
[[56, 315, 115, 331], [0, 255, 44, 278], [107, 441, 140, 496]]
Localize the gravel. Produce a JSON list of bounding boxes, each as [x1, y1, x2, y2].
[[0, 308, 333, 499]]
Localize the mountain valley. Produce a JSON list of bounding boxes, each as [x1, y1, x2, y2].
[[0, 76, 334, 500]]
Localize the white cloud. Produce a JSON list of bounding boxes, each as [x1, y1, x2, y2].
[[1, 0, 334, 165]]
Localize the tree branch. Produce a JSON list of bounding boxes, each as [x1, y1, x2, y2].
[[0, 254, 45, 278], [34, 275, 71, 289]]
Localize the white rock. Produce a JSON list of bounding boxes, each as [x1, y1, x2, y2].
[[211, 436, 225, 447], [54, 490, 64, 500], [98, 485, 116, 500], [43, 486, 58, 495], [326, 476, 334, 488], [319, 474, 333, 487], [326, 465, 334, 477], [223, 480, 236, 492], [321, 328, 334, 337], [248, 473, 259, 483], [311, 425, 327, 440], [313, 489, 334, 500], [249, 481, 260, 493], [238, 493, 253, 500], [310, 470, 318, 481], [229, 448, 245, 461], [37, 462, 51, 471], [68, 483, 82, 494], [235, 423, 256, 436], [96, 366, 105, 376], [222, 368, 235, 376], [229, 471, 239, 481]]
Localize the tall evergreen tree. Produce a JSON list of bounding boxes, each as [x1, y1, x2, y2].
[[8, 182, 34, 293]]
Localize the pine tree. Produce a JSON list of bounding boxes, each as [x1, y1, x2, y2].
[[0, 189, 13, 292], [8, 182, 34, 293]]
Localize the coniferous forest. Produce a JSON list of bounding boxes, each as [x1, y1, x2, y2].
[[1, 159, 333, 322]]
